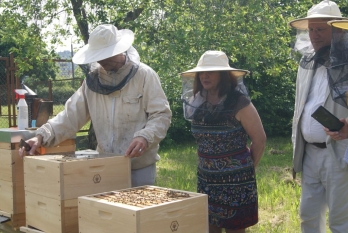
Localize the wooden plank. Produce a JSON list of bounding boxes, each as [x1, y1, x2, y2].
[[12, 150, 24, 183], [25, 192, 63, 233], [24, 157, 62, 200], [138, 195, 208, 233], [10, 139, 75, 151], [24, 155, 131, 200], [0, 142, 11, 150], [0, 149, 13, 182], [11, 212, 26, 229], [0, 149, 24, 183], [24, 155, 64, 161], [78, 186, 209, 233], [0, 180, 25, 217], [62, 156, 131, 200], [25, 192, 78, 233], [0, 180, 14, 214], [0, 138, 76, 233], [13, 181, 25, 214], [78, 197, 137, 233], [62, 199, 78, 233]]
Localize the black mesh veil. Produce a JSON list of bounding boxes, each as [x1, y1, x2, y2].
[[78, 46, 140, 95], [291, 29, 330, 71], [327, 26, 348, 108], [300, 45, 331, 70], [181, 73, 250, 121]]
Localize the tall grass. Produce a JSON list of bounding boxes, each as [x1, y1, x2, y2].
[[156, 137, 330, 233]]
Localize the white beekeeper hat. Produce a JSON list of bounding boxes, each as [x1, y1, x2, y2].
[[72, 24, 134, 64], [288, 0, 346, 29], [180, 50, 249, 78]]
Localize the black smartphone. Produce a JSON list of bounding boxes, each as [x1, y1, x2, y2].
[[19, 139, 31, 152], [311, 106, 344, 131]]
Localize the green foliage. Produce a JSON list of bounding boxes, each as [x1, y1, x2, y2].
[[23, 78, 82, 105], [247, 62, 297, 136], [133, 0, 302, 138], [50, 80, 80, 105], [0, 5, 59, 81], [2, 0, 348, 141]]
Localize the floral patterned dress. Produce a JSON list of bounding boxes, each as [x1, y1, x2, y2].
[[191, 90, 258, 230]]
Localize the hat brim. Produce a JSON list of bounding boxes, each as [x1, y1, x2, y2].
[[328, 20, 348, 29], [289, 16, 347, 30], [180, 66, 250, 78], [72, 29, 134, 64]]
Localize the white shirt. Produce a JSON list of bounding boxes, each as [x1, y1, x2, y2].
[[301, 66, 328, 143]]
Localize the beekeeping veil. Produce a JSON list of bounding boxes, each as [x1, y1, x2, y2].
[[288, 0, 347, 70], [73, 24, 140, 95], [180, 50, 250, 121], [326, 20, 348, 108]]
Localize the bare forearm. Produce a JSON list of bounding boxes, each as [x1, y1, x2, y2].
[[250, 141, 266, 168]]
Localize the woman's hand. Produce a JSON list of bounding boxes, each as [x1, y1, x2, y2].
[[237, 103, 266, 168]]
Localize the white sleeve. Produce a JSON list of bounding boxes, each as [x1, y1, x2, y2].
[[36, 81, 90, 147]]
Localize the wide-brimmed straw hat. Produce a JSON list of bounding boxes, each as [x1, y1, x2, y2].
[[180, 50, 249, 78], [288, 0, 346, 30], [328, 19, 348, 29], [72, 24, 134, 64]]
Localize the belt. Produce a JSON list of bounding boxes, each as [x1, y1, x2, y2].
[[309, 142, 327, 149]]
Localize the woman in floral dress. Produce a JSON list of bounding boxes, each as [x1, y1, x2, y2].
[[181, 51, 266, 233]]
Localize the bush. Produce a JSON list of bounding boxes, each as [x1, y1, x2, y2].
[[50, 80, 80, 105]]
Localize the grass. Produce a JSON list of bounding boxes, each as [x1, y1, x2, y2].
[[155, 136, 330, 233], [0, 136, 330, 233]]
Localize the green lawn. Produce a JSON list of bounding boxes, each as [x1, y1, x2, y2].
[[0, 136, 330, 233], [155, 137, 330, 233]]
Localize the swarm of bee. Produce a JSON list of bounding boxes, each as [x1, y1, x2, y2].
[[94, 187, 190, 208]]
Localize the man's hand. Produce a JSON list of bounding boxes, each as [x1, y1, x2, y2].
[[125, 136, 148, 158], [18, 135, 43, 157], [324, 118, 348, 141]]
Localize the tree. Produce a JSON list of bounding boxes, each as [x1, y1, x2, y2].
[[3, 0, 346, 143], [0, 9, 58, 82]]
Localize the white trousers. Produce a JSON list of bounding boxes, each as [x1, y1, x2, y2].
[[300, 144, 348, 233], [131, 163, 156, 187]]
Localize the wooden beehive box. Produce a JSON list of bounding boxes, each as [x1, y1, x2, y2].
[[24, 153, 131, 233], [0, 128, 75, 229], [78, 186, 209, 233], [0, 142, 26, 216]]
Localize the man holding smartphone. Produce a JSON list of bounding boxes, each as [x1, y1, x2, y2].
[[289, 1, 348, 233], [325, 19, 348, 144]]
